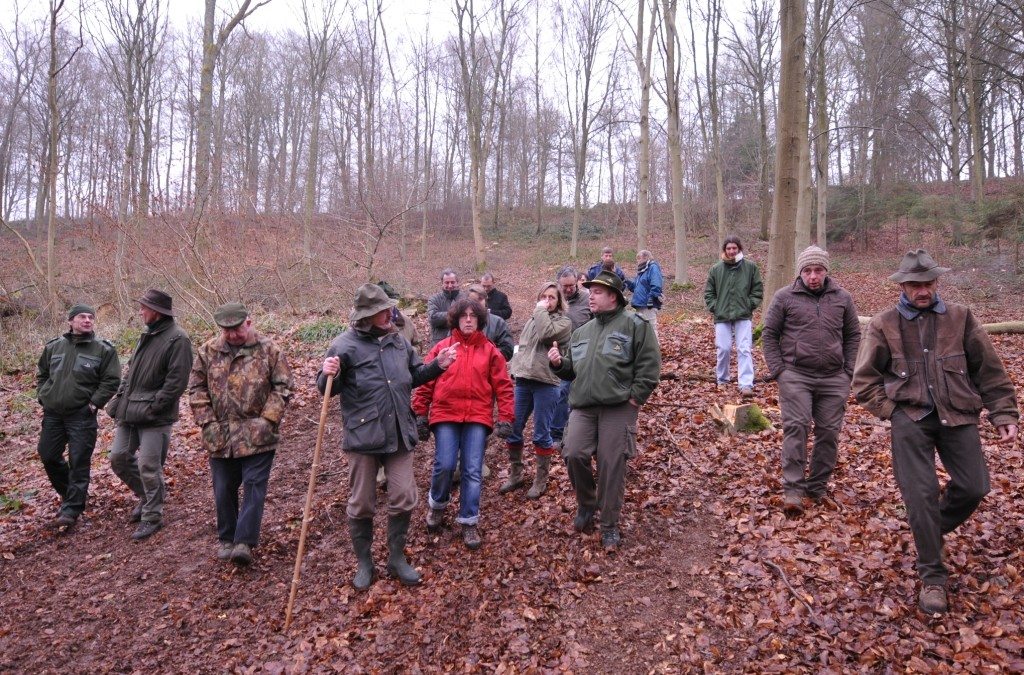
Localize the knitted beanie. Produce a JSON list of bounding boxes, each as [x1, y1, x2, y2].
[[68, 304, 96, 320], [796, 245, 830, 273]]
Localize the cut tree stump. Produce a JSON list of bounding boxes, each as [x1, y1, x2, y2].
[[723, 404, 756, 432]]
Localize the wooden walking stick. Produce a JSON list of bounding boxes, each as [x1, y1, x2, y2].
[[284, 373, 333, 630]]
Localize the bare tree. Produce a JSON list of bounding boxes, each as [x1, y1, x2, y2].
[[661, 0, 690, 284], [193, 0, 269, 220], [0, 8, 43, 222], [559, 0, 615, 259], [765, 0, 807, 302]]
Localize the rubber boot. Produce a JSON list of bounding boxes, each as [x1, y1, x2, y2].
[[385, 512, 421, 586], [349, 518, 376, 591], [526, 453, 552, 500], [499, 443, 525, 494]]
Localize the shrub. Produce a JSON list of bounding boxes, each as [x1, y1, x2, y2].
[[296, 318, 346, 344]]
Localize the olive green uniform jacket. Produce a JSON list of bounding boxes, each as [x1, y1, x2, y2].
[[37, 332, 121, 415]]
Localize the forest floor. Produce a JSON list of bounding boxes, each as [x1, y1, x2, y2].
[[2, 223, 1024, 672]]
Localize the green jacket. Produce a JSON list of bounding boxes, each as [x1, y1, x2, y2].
[[551, 306, 661, 408], [106, 316, 193, 427], [37, 332, 121, 416], [704, 257, 764, 323], [189, 333, 293, 459]]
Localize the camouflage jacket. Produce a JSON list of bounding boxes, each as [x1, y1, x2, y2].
[[188, 333, 293, 458]]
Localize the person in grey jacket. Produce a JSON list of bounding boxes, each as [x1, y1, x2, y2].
[[762, 246, 861, 517], [107, 289, 193, 541], [551, 267, 591, 446], [318, 283, 457, 590], [465, 284, 514, 361], [37, 304, 121, 528], [427, 268, 461, 346]]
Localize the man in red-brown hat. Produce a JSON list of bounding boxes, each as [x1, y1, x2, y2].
[[853, 249, 1018, 615], [107, 289, 193, 541]]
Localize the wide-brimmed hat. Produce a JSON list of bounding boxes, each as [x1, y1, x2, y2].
[[138, 289, 175, 316], [889, 249, 951, 283], [583, 270, 625, 303], [350, 283, 398, 322]]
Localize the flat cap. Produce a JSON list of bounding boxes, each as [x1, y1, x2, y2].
[[213, 302, 248, 328]]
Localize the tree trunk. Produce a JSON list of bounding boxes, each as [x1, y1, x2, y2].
[[765, 0, 808, 304], [663, 0, 689, 285]]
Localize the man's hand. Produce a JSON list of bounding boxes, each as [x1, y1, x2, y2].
[[493, 421, 513, 438], [997, 424, 1019, 443], [629, 398, 640, 408], [436, 344, 458, 370], [416, 415, 431, 441], [548, 341, 562, 367], [322, 356, 341, 376]]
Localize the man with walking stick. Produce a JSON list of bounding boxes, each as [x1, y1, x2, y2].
[[317, 284, 457, 590]]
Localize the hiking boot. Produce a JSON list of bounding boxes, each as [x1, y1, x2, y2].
[[230, 543, 252, 566], [601, 529, 621, 552], [130, 502, 143, 523], [526, 453, 552, 500], [385, 512, 421, 586], [217, 541, 233, 561], [783, 493, 804, 518], [426, 508, 445, 532], [740, 387, 754, 399], [919, 585, 948, 614], [131, 520, 162, 541], [53, 513, 77, 528], [573, 506, 595, 533], [499, 443, 525, 494], [349, 518, 376, 591], [462, 524, 481, 550]]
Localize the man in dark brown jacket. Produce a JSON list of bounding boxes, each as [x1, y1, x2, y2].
[[107, 289, 193, 541], [853, 250, 1018, 615], [763, 246, 860, 517]]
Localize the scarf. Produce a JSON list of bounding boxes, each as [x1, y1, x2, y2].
[[897, 291, 947, 320]]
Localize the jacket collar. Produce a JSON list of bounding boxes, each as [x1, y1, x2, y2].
[[791, 276, 834, 296], [595, 305, 626, 324], [144, 316, 175, 335], [215, 333, 259, 353], [897, 292, 947, 320]]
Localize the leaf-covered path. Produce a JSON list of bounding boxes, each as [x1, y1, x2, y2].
[[2, 241, 1024, 671]]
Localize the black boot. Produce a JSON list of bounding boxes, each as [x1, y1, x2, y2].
[[349, 518, 376, 591], [386, 512, 421, 586]]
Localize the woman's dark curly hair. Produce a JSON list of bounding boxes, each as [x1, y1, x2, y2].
[[447, 297, 488, 330]]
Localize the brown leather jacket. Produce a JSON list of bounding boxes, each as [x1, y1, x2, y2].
[[853, 303, 1018, 428]]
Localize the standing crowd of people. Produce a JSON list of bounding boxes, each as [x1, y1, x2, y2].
[[33, 242, 1017, 615]]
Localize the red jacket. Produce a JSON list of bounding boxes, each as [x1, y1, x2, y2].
[[412, 329, 514, 429]]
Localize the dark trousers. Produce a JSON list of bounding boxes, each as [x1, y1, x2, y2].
[[37, 407, 98, 517], [777, 369, 850, 498], [890, 409, 990, 586], [210, 451, 275, 547], [562, 402, 639, 533]]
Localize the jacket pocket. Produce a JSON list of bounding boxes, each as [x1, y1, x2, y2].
[[940, 355, 983, 414], [124, 392, 157, 425], [602, 331, 633, 361], [240, 417, 279, 449], [344, 405, 386, 452], [202, 421, 229, 455], [883, 358, 919, 403], [570, 339, 590, 363]]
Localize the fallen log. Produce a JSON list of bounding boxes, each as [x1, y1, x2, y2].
[[858, 317, 1024, 334]]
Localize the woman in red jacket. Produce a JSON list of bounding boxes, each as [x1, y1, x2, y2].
[[413, 298, 514, 549]]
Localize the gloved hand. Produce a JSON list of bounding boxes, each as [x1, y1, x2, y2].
[[493, 421, 513, 439], [416, 415, 431, 441]]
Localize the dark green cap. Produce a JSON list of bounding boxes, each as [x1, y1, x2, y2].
[[213, 302, 248, 328], [68, 304, 96, 320]]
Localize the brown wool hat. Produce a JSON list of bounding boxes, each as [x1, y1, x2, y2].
[[349, 283, 398, 322], [889, 249, 951, 283], [583, 270, 626, 304], [796, 245, 830, 273], [138, 289, 176, 317], [213, 302, 248, 328]]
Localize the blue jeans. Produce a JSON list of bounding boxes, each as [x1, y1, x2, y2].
[[550, 380, 572, 442], [714, 320, 754, 388], [428, 423, 487, 525], [507, 378, 560, 449]]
